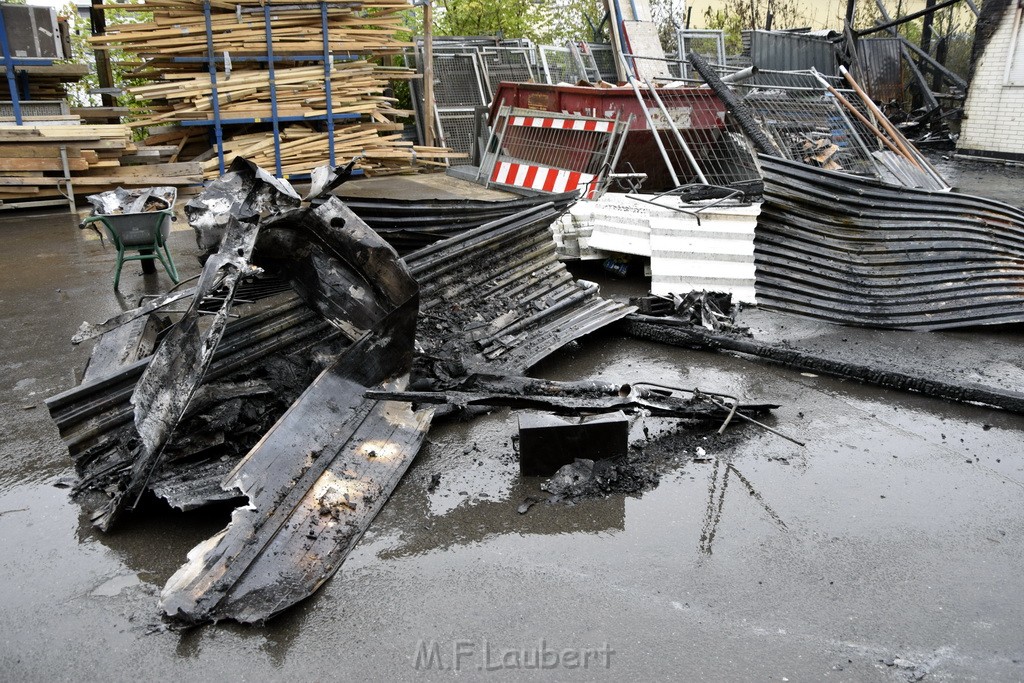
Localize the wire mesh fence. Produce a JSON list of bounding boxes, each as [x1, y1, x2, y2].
[[478, 47, 536, 98], [650, 67, 909, 185]]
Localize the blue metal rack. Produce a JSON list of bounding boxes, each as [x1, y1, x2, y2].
[[0, 9, 58, 125], [0, 9, 77, 213], [193, 0, 364, 177]]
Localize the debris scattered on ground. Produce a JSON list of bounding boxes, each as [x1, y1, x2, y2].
[[631, 290, 748, 334], [542, 457, 659, 498], [622, 314, 1024, 416], [46, 158, 695, 626]]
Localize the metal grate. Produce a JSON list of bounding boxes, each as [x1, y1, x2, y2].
[[678, 30, 726, 75], [731, 69, 885, 179], [432, 53, 488, 108], [647, 87, 761, 188], [437, 108, 477, 158], [480, 106, 631, 198], [479, 48, 535, 99], [569, 43, 602, 82], [657, 68, 913, 184], [539, 45, 585, 84], [587, 44, 619, 82]]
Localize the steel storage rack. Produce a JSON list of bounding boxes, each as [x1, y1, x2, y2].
[[177, 0, 366, 180], [0, 5, 76, 211]]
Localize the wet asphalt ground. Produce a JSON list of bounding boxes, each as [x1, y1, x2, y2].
[[2, 157, 1024, 681]]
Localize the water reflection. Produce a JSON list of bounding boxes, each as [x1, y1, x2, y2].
[[699, 459, 787, 556]]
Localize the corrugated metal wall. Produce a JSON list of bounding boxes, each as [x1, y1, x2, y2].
[[857, 38, 904, 102], [749, 31, 838, 74]]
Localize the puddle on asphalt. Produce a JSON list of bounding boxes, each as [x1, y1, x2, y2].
[[359, 328, 1024, 573]]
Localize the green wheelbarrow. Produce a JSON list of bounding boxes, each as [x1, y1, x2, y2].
[[84, 208, 180, 289]]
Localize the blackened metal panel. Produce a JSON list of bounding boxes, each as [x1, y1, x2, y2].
[[406, 203, 636, 374], [345, 191, 576, 255], [754, 155, 1024, 330], [749, 30, 838, 75], [857, 38, 904, 102], [159, 191, 430, 625]]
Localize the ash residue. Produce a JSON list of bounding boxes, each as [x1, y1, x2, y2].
[[536, 421, 754, 502], [542, 457, 658, 498]]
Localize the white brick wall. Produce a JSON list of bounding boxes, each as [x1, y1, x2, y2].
[[959, 7, 1024, 155]]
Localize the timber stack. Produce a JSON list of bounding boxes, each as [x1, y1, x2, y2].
[[90, 0, 453, 179]]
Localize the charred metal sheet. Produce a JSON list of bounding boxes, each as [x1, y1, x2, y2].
[[48, 296, 336, 481], [343, 191, 577, 255], [81, 313, 166, 383], [185, 157, 302, 254], [160, 218, 428, 624], [71, 287, 198, 345], [49, 161, 631, 625], [755, 155, 1024, 330], [90, 211, 263, 531], [148, 455, 248, 511], [622, 315, 1024, 415], [406, 204, 636, 375]]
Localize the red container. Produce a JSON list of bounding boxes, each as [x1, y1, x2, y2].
[[490, 82, 729, 191]]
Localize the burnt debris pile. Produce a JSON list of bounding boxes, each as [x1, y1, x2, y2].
[[49, 159, 781, 626]]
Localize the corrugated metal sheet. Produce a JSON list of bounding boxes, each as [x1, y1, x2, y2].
[[749, 30, 838, 75], [857, 37, 903, 103], [755, 155, 1024, 330], [587, 194, 653, 257], [344, 191, 576, 255], [46, 295, 338, 506], [407, 202, 636, 372]]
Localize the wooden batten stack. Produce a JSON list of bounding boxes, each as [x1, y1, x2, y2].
[[91, 0, 453, 179]]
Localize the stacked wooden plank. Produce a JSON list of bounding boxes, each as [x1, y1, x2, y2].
[[0, 124, 118, 202], [87, 0, 451, 178], [0, 123, 203, 202], [0, 64, 89, 101], [127, 61, 402, 127], [203, 124, 454, 177], [90, 0, 412, 57]]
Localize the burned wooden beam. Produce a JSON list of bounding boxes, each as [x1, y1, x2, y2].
[[622, 315, 1024, 416], [365, 379, 778, 421], [855, 0, 963, 38]]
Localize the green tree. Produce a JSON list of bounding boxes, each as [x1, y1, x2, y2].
[[650, 0, 687, 52], [60, 0, 151, 122], [433, 0, 549, 41], [430, 0, 605, 43], [703, 0, 809, 53], [544, 0, 607, 43]]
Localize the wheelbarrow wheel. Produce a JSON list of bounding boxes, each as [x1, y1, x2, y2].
[[139, 250, 157, 274]]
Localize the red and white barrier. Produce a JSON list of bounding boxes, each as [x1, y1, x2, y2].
[[508, 115, 614, 133], [490, 161, 599, 199]]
